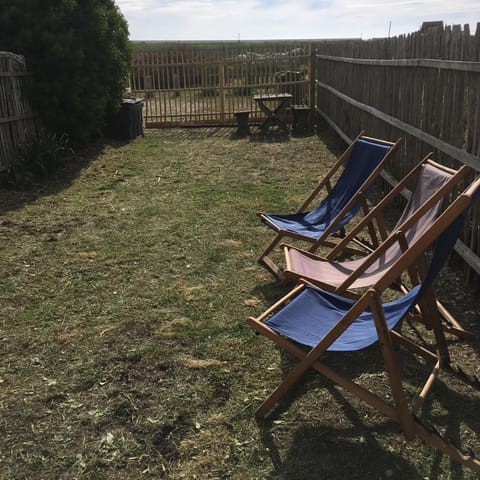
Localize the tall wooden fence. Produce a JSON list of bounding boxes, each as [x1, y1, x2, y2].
[[130, 43, 311, 127], [314, 23, 480, 279], [0, 52, 39, 171]]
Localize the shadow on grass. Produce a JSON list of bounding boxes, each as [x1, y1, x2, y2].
[[254, 333, 480, 479], [257, 385, 424, 479], [147, 126, 235, 141], [250, 278, 294, 306], [0, 137, 129, 216], [248, 130, 291, 143]]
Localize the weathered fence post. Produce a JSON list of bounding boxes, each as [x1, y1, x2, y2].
[[219, 62, 225, 123], [308, 43, 316, 132]]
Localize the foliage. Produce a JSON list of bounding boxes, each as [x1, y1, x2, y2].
[[0, 0, 132, 144], [4, 132, 72, 187]]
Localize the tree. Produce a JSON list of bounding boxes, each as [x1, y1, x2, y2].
[[0, 0, 132, 144]]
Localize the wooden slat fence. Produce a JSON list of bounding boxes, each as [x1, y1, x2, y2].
[[130, 43, 311, 127], [314, 23, 480, 281], [0, 52, 39, 172]]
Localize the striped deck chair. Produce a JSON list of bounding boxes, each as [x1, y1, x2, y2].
[[247, 176, 480, 472], [258, 132, 401, 278], [283, 156, 473, 338]]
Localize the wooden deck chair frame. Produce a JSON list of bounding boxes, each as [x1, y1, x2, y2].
[[257, 131, 402, 278], [247, 177, 480, 473], [282, 156, 474, 339]]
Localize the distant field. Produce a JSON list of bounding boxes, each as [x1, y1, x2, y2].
[[130, 38, 344, 51]]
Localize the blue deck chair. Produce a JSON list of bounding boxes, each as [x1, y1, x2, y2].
[[257, 132, 401, 278], [282, 157, 473, 338], [247, 176, 480, 472]]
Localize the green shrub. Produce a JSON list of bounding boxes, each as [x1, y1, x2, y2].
[[0, 0, 132, 145], [4, 132, 72, 187]]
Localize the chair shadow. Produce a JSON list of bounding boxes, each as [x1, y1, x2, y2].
[[255, 334, 480, 479], [250, 273, 294, 300], [257, 385, 424, 479]]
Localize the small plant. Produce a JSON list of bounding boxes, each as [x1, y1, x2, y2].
[[5, 132, 72, 187]]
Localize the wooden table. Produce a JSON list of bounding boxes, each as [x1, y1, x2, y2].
[[253, 93, 293, 133]]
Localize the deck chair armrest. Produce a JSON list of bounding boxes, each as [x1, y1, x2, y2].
[[258, 212, 281, 231], [252, 283, 305, 322], [281, 243, 328, 261]]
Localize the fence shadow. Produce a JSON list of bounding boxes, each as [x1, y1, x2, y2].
[[248, 131, 291, 144]]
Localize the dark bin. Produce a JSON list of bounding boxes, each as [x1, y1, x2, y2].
[[105, 98, 144, 140]]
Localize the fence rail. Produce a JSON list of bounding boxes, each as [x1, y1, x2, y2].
[[130, 44, 311, 127], [0, 52, 39, 171], [314, 23, 480, 280]]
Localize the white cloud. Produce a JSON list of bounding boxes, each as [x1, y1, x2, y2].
[[114, 0, 480, 40]]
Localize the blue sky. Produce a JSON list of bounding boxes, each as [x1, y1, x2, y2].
[[116, 0, 479, 41]]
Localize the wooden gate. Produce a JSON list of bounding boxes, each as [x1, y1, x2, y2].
[[129, 43, 312, 128]]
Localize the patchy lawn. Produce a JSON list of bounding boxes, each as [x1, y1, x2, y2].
[[0, 125, 479, 479]]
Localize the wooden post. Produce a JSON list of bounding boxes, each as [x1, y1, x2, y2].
[[219, 62, 225, 123], [308, 43, 316, 131]]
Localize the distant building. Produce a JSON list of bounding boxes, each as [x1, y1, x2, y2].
[[420, 21, 444, 32]]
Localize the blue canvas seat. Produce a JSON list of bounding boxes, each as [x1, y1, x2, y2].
[[264, 284, 420, 351], [247, 176, 480, 472], [282, 157, 473, 338], [257, 132, 401, 278]]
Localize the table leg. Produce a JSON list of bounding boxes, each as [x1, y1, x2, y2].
[[257, 98, 291, 133]]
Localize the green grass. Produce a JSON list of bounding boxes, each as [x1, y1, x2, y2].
[[0, 125, 479, 479], [131, 40, 312, 51]]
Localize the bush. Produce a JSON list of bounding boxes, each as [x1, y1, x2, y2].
[[0, 0, 132, 144], [3, 132, 72, 187]]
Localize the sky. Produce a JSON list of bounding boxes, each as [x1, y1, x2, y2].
[[115, 0, 480, 41]]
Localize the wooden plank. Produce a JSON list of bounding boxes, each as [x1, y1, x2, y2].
[[316, 54, 480, 72], [316, 80, 480, 171]]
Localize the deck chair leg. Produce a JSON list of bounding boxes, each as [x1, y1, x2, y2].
[[402, 285, 475, 340], [258, 234, 285, 278], [255, 339, 325, 418], [370, 295, 415, 439], [249, 313, 401, 422], [418, 287, 451, 365]]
